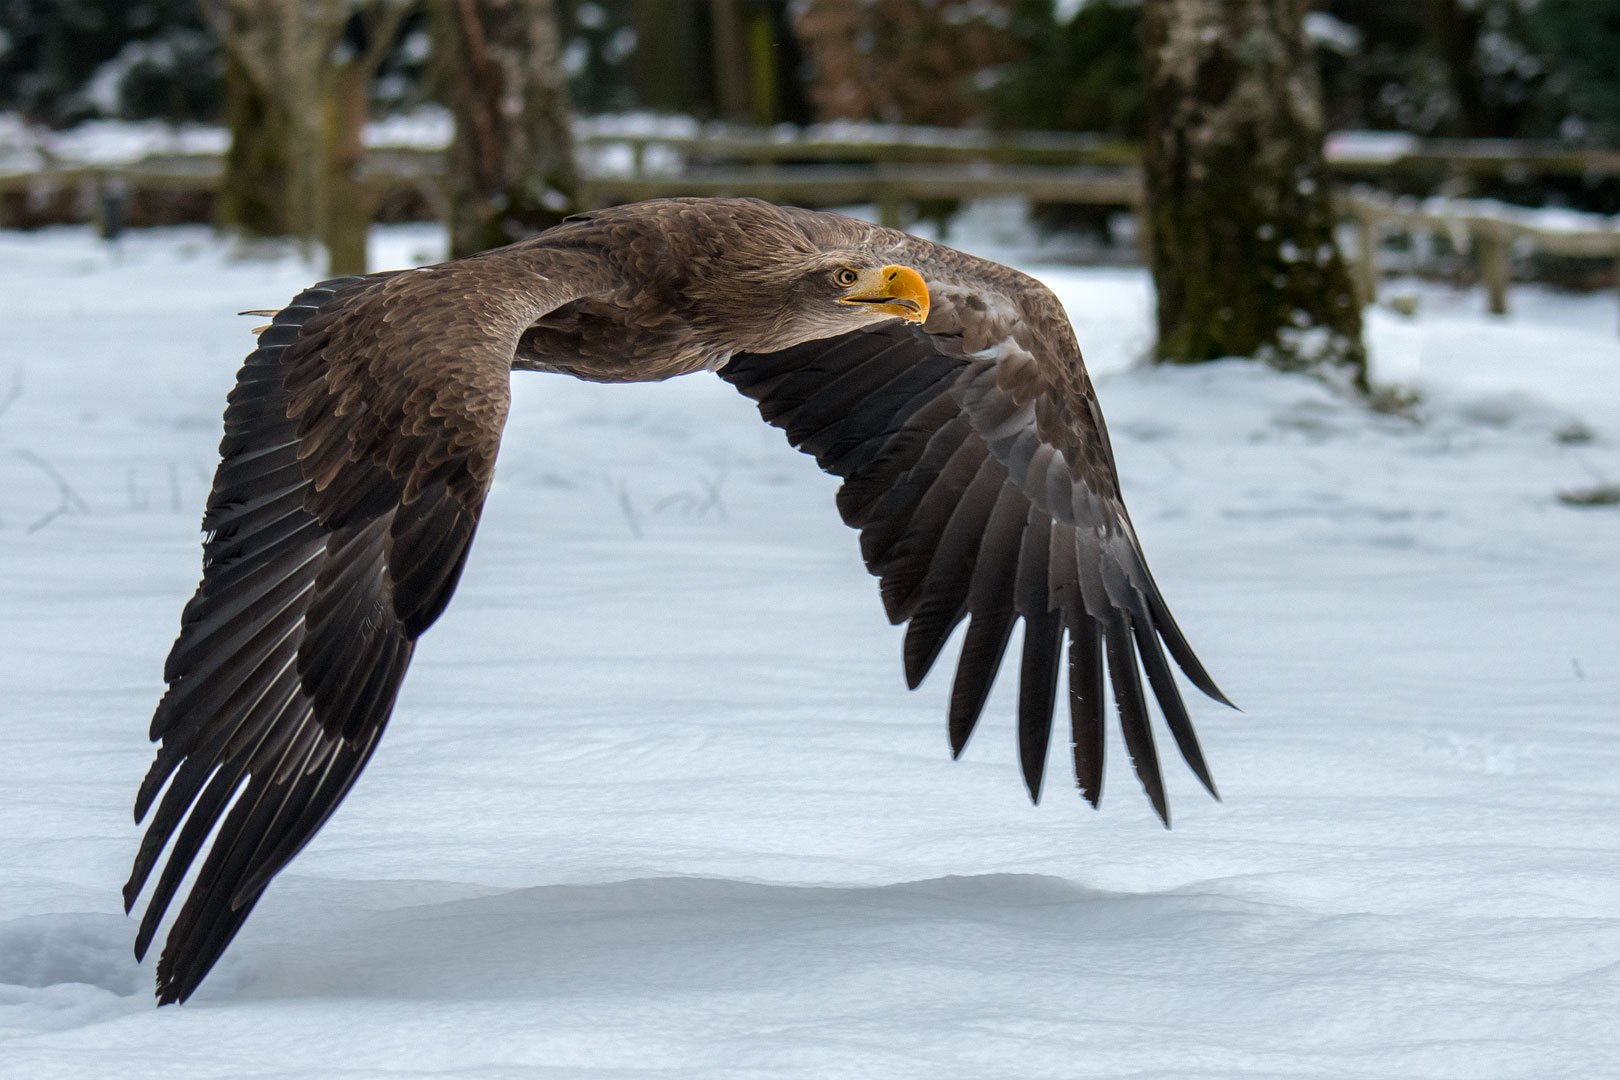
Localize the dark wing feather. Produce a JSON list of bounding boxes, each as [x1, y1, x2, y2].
[[945, 480, 1027, 756], [128, 248, 610, 1003], [722, 222, 1230, 821]]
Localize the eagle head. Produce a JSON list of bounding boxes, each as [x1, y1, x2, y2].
[[829, 262, 930, 324], [709, 248, 931, 355]]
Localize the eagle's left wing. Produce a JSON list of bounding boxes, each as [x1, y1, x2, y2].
[[722, 227, 1230, 821]]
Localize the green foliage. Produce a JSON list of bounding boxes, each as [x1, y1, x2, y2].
[[563, 0, 808, 122], [989, 0, 1144, 136], [1314, 2, 1448, 134], [0, 0, 218, 126], [112, 28, 218, 122], [1531, 0, 1620, 139], [562, 0, 641, 113], [1315, 0, 1589, 141]]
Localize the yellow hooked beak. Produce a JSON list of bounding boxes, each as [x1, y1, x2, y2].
[[838, 265, 930, 323]]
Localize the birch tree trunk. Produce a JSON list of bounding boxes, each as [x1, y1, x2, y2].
[[435, 0, 579, 258], [1142, 0, 1365, 382]]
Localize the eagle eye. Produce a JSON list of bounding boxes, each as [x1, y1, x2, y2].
[[832, 267, 859, 287]]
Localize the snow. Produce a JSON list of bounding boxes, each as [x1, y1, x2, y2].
[[1408, 196, 1620, 237], [1303, 12, 1363, 55], [1324, 130, 1421, 165], [1, 221, 1618, 1077], [359, 108, 455, 152], [17, 119, 230, 169]]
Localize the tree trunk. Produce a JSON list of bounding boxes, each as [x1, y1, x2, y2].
[[436, 0, 580, 258], [217, 49, 298, 239], [318, 3, 412, 275], [321, 62, 372, 275], [631, 1, 707, 116], [743, 1, 786, 125], [208, 0, 337, 253], [1141, 0, 1365, 381], [711, 0, 752, 123], [1426, 0, 1489, 139], [208, 0, 406, 272]]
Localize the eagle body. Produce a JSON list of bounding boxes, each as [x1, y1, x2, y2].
[[127, 197, 1229, 1004]]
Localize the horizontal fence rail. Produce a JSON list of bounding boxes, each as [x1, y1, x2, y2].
[[7, 122, 1620, 189], [3, 120, 1616, 317], [1344, 192, 1620, 316]]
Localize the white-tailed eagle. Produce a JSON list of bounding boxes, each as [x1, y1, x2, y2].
[[126, 197, 1231, 1003]]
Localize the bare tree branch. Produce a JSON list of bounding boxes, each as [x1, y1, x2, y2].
[[17, 448, 89, 535], [452, 0, 502, 186], [198, 0, 276, 93], [358, 0, 416, 81]]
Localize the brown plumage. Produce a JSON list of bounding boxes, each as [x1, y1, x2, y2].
[[128, 197, 1231, 1004]]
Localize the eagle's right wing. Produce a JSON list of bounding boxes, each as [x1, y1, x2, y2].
[[126, 247, 613, 1004]]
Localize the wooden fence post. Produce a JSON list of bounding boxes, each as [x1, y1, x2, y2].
[[1474, 220, 1511, 316], [877, 178, 904, 230], [1354, 204, 1380, 305], [1127, 192, 1151, 266]]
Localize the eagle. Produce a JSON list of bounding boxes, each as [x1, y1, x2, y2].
[[126, 197, 1230, 1004]]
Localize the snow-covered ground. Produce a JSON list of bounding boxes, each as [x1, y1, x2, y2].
[[1, 221, 1617, 1078]]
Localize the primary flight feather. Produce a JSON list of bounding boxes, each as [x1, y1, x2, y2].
[[127, 197, 1231, 1004]]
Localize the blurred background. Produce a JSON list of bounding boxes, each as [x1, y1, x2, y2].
[[0, 0, 1617, 375]]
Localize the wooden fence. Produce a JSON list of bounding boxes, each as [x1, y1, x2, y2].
[[1345, 193, 1620, 315], [3, 122, 1617, 315]]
